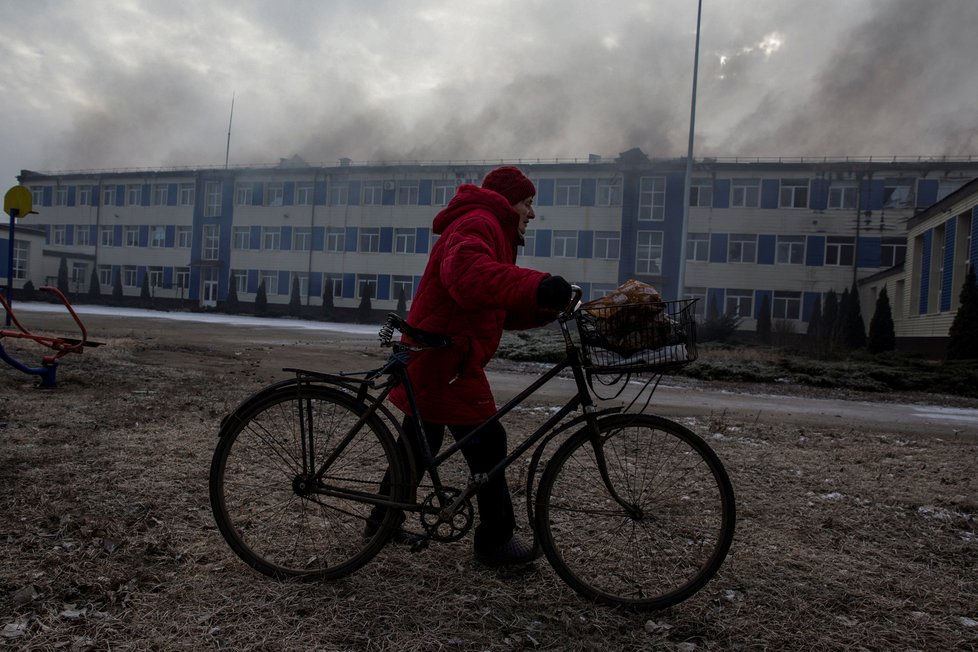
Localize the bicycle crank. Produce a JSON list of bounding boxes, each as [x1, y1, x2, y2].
[[420, 488, 473, 542]]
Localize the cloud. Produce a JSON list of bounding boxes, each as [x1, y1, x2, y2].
[[2, 0, 977, 187]]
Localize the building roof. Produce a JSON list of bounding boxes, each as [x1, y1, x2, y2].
[[906, 176, 978, 230]]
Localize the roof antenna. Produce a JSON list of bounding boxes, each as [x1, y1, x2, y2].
[[225, 92, 235, 169]]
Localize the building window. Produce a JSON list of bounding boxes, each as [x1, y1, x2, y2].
[[825, 236, 855, 266], [883, 180, 914, 209], [148, 266, 164, 289], [52, 225, 67, 245], [262, 227, 281, 250], [177, 225, 192, 248], [689, 179, 713, 207], [235, 183, 253, 206], [362, 181, 384, 205], [357, 274, 378, 299], [635, 231, 664, 274], [725, 289, 753, 318], [593, 231, 620, 259], [179, 183, 195, 206], [597, 178, 622, 206], [31, 187, 44, 206], [433, 180, 457, 206], [78, 187, 92, 206], [325, 227, 345, 252], [392, 275, 414, 302], [232, 226, 250, 250], [328, 183, 348, 206], [54, 187, 67, 206], [295, 182, 314, 205], [231, 269, 248, 294], [731, 178, 760, 208], [773, 291, 802, 320], [291, 272, 309, 298], [686, 233, 709, 262], [828, 184, 858, 210], [265, 182, 284, 207], [127, 185, 142, 206], [75, 225, 90, 246], [204, 182, 222, 217], [555, 179, 581, 207], [880, 238, 907, 268], [638, 177, 665, 221], [590, 283, 618, 300], [552, 230, 578, 258], [102, 186, 115, 207], [124, 226, 139, 247], [520, 230, 535, 257], [151, 225, 166, 248], [152, 184, 168, 206], [202, 224, 220, 260], [174, 267, 190, 290], [728, 234, 757, 263], [779, 179, 809, 208], [123, 265, 138, 287], [394, 228, 416, 254], [259, 270, 278, 295], [397, 181, 419, 205], [98, 264, 112, 287], [99, 226, 114, 247], [359, 227, 381, 253], [776, 235, 805, 265], [12, 240, 28, 279], [324, 275, 342, 298], [684, 286, 707, 318], [293, 227, 312, 251]]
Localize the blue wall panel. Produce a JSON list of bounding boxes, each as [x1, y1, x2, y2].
[[761, 179, 779, 208], [707, 288, 725, 317], [141, 184, 151, 207], [252, 182, 263, 206], [416, 227, 430, 254], [809, 179, 829, 210], [534, 229, 552, 257], [165, 225, 175, 248], [115, 185, 125, 206], [857, 236, 881, 268], [345, 227, 358, 252], [803, 291, 821, 322], [917, 179, 938, 208], [343, 273, 356, 298], [713, 179, 730, 209], [419, 180, 432, 206], [806, 235, 826, 266], [280, 226, 292, 251], [577, 230, 593, 259], [580, 179, 596, 207], [283, 182, 294, 206], [380, 227, 393, 253], [312, 226, 324, 251], [709, 233, 728, 263], [247, 270, 259, 293], [754, 289, 773, 320], [167, 183, 178, 206], [250, 225, 262, 250], [377, 274, 390, 300], [67, 186, 76, 207], [314, 180, 327, 205], [758, 234, 776, 265], [537, 179, 555, 206], [348, 181, 361, 205]]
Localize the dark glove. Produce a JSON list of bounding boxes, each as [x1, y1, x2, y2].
[[537, 275, 572, 310]]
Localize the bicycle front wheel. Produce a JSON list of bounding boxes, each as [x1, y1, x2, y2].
[[209, 382, 406, 580], [536, 414, 735, 610]]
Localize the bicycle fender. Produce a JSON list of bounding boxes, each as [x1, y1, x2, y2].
[[523, 406, 622, 528], [217, 378, 360, 434]]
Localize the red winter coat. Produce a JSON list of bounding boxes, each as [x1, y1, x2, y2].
[[388, 184, 556, 425]]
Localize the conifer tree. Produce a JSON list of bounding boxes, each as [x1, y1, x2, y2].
[[322, 282, 334, 319], [288, 277, 302, 317], [834, 288, 850, 349], [112, 270, 124, 303], [57, 257, 70, 296], [88, 268, 101, 301], [821, 289, 839, 352], [255, 280, 268, 315], [396, 287, 407, 317], [140, 272, 152, 305], [357, 283, 373, 323], [844, 282, 866, 350], [225, 276, 239, 313], [756, 294, 772, 345], [867, 286, 896, 354], [806, 293, 822, 353], [947, 265, 978, 360]]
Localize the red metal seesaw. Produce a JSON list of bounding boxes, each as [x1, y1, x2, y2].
[[0, 286, 102, 388]]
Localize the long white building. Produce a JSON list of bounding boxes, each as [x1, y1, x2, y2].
[[5, 150, 978, 348]]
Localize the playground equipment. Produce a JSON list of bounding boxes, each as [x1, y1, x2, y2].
[[0, 286, 99, 388], [3, 185, 100, 388]]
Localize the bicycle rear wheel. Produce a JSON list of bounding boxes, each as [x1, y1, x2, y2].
[[209, 382, 406, 580], [536, 414, 735, 610]]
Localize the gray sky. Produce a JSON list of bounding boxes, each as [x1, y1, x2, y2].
[[2, 0, 977, 189]]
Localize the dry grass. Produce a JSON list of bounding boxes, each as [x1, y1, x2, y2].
[[1, 332, 977, 651]]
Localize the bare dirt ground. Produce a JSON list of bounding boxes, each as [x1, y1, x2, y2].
[[1, 310, 977, 651]]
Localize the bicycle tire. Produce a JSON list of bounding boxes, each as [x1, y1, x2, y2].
[[536, 413, 735, 610], [209, 382, 407, 580]]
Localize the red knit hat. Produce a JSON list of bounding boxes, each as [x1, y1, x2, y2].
[[481, 166, 536, 205]]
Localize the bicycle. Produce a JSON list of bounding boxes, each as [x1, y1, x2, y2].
[[209, 287, 736, 611]]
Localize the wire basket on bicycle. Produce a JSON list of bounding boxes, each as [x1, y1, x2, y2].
[[575, 298, 698, 374]]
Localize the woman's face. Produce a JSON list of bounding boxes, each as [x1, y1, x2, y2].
[[513, 196, 535, 238]]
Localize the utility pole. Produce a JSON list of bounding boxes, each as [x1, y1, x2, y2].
[[677, 0, 703, 301], [225, 92, 235, 169]]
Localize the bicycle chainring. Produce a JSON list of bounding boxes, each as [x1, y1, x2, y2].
[[420, 488, 473, 542]]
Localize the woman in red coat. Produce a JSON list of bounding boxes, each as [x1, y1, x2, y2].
[[378, 166, 572, 566]]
